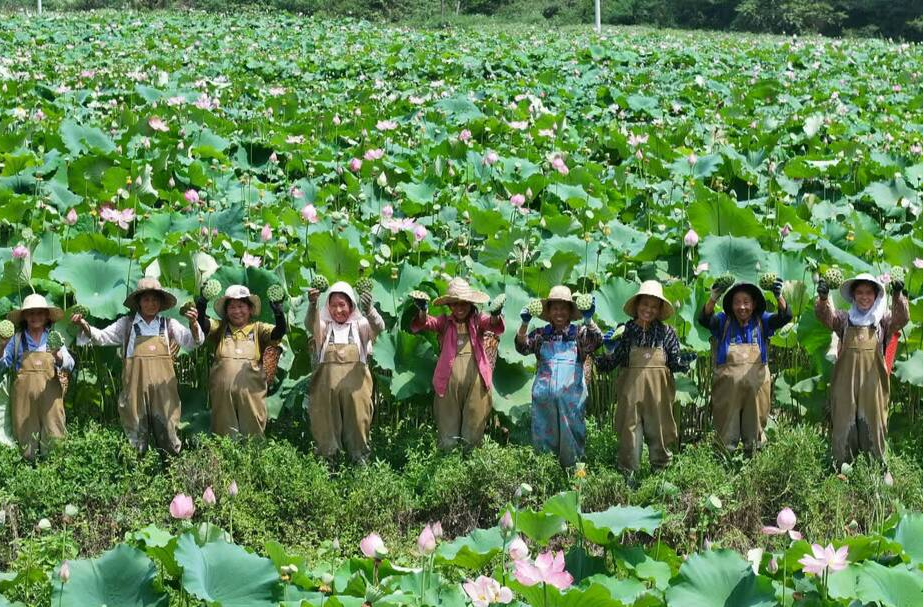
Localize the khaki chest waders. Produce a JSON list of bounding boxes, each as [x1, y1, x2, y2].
[[829, 325, 889, 467], [433, 322, 491, 451], [209, 326, 267, 438], [12, 346, 65, 460], [614, 346, 677, 472], [120, 330, 182, 455], [711, 321, 770, 453], [309, 340, 373, 462]]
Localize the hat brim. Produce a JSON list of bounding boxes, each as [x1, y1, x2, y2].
[[433, 292, 489, 306], [215, 295, 261, 319], [722, 283, 766, 316], [540, 298, 581, 322], [7, 306, 64, 325], [124, 289, 178, 312], [839, 276, 884, 302], [623, 293, 674, 321]]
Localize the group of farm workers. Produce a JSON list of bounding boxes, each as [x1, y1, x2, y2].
[[0, 269, 908, 480]]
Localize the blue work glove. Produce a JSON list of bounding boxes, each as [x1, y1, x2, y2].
[[679, 350, 698, 365], [582, 298, 596, 323], [771, 278, 784, 298], [603, 328, 618, 353], [520, 307, 532, 324]]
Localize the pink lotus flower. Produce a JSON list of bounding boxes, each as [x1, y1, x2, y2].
[[289, 186, 303, 199], [417, 524, 438, 556], [301, 204, 318, 224], [499, 510, 514, 531], [169, 494, 195, 520], [431, 521, 443, 539], [914, 258, 923, 269], [683, 229, 699, 247], [202, 486, 216, 507], [781, 224, 792, 237], [551, 156, 569, 175], [260, 224, 272, 242], [879, 273, 891, 286], [376, 119, 398, 131], [184, 189, 199, 205], [360, 533, 387, 559], [11, 244, 29, 260], [458, 129, 472, 143], [381, 205, 394, 219], [148, 116, 169, 132], [510, 194, 526, 208], [694, 261, 709, 276], [799, 543, 848, 576], [463, 576, 514, 607], [269, 152, 278, 163], [59, 561, 70, 583], [508, 536, 529, 561], [228, 481, 238, 497], [413, 224, 428, 243], [333, 114, 341, 126], [364, 149, 384, 161], [509, 120, 529, 130], [100, 207, 135, 230], [286, 135, 304, 145], [514, 550, 573, 590], [628, 133, 649, 147], [242, 253, 262, 268], [762, 507, 802, 540], [348, 157, 362, 172], [483, 151, 499, 166], [687, 153, 698, 166], [65, 208, 78, 226]]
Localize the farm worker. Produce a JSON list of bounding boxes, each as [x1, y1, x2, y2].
[[0, 294, 74, 460], [517, 285, 601, 467], [411, 278, 505, 451], [698, 278, 790, 454], [306, 281, 384, 464], [71, 278, 202, 455], [195, 285, 286, 438], [595, 281, 695, 473], [815, 273, 908, 470]]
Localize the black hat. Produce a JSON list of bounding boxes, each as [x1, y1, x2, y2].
[[722, 282, 766, 317]]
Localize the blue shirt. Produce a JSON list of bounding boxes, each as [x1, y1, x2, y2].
[[700, 310, 791, 366], [1, 329, 75, 373]]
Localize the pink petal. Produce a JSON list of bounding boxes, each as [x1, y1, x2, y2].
[[788, 530, 803, 540], [761, 526, 784, 535]]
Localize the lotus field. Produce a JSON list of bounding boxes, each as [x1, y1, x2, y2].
[[3, 9, 923, 607]]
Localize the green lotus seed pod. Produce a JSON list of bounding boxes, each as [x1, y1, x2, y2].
[[407, 290, 430, 302], [575, 293, 594, 311], [46, 330, 64, 351], [355, 277, 373, 295], [759, 272, 778, 290], [202, 279, 223, 301], [823, 267, 844, 289], [713, 273, 736, 292], [180, 301, 195, 315], [0, 320, 14, 340], [489, 294, 506, 314], [527, 299, 544, 317], [267, 284, 286, 303], [890, 266, 906, 283], [311, 275, 330, 292], [68, 304, 89, 318]]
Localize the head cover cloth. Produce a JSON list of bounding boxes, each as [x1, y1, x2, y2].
[[840, 273, 887, 328]]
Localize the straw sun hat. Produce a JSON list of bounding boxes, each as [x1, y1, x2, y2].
[[7, 293, 64, 324], [622, 280, 675, 321], [124, 277, 178, 312], [540, 285, 581, 322], [214, 285, 262, 319], [433, 278, 490, 306]]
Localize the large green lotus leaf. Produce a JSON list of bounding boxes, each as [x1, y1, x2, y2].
[[52, 544, 168, 607], [542, 491, 581, 525], [522, 250, 580, 296], [490, 280, 532, 366], [611, 546, 673, 590], [894, 352, 923, 389], [585, 573, 654, 605], [175, 534, 280, 607], [511, 580, 629, 607], [537, 235, 618, 276], [894, 513, 923, 564], [854, 561, 923, 607], [548, 183, 602, 210], [687, 188, 764, 238], [60, 120, 116, 155], [594, 278, 641, 328], [374, 327, 436, 400], [491, 359, 532, 424], [435, 95, 485, 122], [815, 240, 875, 274], [308, 232, 362, 285], [395, 179, 438, 205], [386, 570, 467, 607], [581, 506, 663, 546], [516, 508, 567, 545], [862, 178, 919, 211], [49, 252, 141, 320], [208, 266, 281, 323], [669, 153, 723, 180], [434, 527, 505, 571], [664, 549, 775, 607], [370, 261, 426, 318], [698, 235, 766, 283], [0, 377, 15, 447], [882, 236, 923, 269]]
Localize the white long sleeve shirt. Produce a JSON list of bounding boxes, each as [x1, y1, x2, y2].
[[78, 314, 203, 356]]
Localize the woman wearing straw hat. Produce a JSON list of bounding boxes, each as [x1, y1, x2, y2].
[[307, 281, 384, 463], [196, 284, 287, 439], [596, 280, 695, 473], [411, 278, 505, 451], [517, 285, 601, 467], [698, 277, 790, 454], [0, 294, 74, 459], [72, 277, 202, 455], [815, 272, 908, 472]]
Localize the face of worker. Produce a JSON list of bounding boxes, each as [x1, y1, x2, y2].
[[327, 293, 353, 324], [636, 295, 662, 327], [23, 309, 49, 332], [139, 292, 163, 320], [225, 299, 252, 328], [732, 291, 755, 325], [549, 301, 572, 330], [852, 282, 878, 312], [449, 302, 472, 323]]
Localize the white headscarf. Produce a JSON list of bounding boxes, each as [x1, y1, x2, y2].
[[318, 281, 369, 363], [846, 282, 886, 328]]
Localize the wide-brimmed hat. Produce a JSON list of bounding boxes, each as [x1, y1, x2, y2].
[[541, 285, 581, 322], [215, 285, 261, 319], [124, 277, 178, 312], [722, 282, 766, 317], [840, 273, 884, 303], [623, 280, 674, 321], [433, 278, 490, 306], [7, 293, 64, 324]]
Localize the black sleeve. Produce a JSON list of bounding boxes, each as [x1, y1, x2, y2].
[[663, 326, 688, 373], [766, 306, 793, 332], [697, 307, 720, 332], [196, 297, 211, 337], [269, 307, 287, 341]]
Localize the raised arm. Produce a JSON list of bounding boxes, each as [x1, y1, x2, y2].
[[814, 279, 843, 333]]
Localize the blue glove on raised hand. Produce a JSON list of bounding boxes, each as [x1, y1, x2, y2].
[[603, 328, 618, 352], [771, 278, 784, 298], [520, 307, 532, 324], [582, 298, 596, 323]]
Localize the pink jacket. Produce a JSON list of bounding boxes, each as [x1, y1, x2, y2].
[[411, 312, 505, 397]]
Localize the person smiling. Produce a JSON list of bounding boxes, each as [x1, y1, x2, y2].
[[0, 294, 74, 460], [699, 277, 791, 455], [815, 272, 908, 473], [596, 281, 695, 474]]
